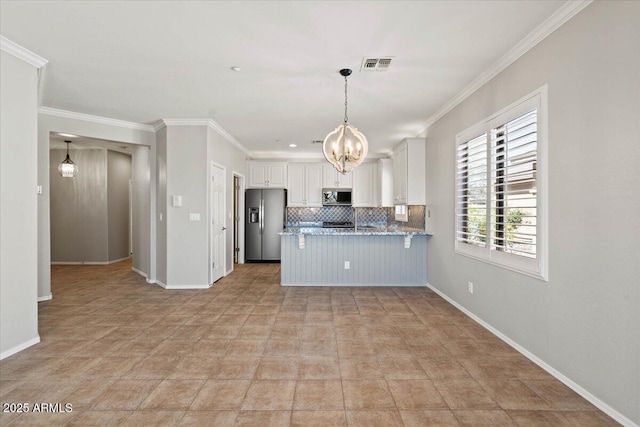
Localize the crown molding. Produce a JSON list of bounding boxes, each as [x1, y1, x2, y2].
[[39, 106, 156, 132], [249, 150, 391, 160], [0, 36, 48, 68], [158, 118, 251, 155], [418, 0, 593, 136]]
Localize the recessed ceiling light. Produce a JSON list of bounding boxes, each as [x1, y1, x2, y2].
[[58, 133, 77, 138], [289, 144, 297, 148], [230, 66, 241, 72]]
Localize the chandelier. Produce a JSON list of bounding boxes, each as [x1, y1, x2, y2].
[[322, 69, 368, 174], [58, 140, 78, 178]]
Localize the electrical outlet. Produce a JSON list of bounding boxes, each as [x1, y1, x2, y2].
[[468, 281, 474, 294], [344, 261, 350, 270]]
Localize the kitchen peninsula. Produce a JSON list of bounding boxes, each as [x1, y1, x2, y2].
[[279, 224, 430, 286]]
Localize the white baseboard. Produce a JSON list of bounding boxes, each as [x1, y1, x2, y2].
[[146, 278, 156, 284], [281, 283, 428, 287], [426, 283, 638, 427], [225, 268, 233, 276], [131, 267, 148, 278], [153, 280, 210, 290], [0, 336, 40, 360], [37, 294, 52, 302], [52, 256, 131, 266]]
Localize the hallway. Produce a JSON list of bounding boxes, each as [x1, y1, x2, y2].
[[0, 261, 615, 426]]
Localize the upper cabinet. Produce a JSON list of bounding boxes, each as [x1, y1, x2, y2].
[[248, 162, 287, 188], [287, 164, 323, 207], [377, 158, 394, 207], [392, 138, 425, 205], [322, 164, 352, 188], [352, 163, 378, 207]]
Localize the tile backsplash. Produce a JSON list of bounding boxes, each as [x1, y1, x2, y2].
[[287, 205, 425, 230]]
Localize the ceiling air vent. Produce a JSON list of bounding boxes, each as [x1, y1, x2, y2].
[[311, 140, 323, 144], [360, 56, 393, 72]]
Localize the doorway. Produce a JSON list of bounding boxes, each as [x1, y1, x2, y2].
[[210, 162, 226, 283], [233, 171, 245, 266]]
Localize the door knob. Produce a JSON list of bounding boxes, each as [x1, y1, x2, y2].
[[222, 227, 227, 230]]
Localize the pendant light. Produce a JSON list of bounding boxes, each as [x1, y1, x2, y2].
[[58, 140, 78, 178], [322, 68, 368, 174]]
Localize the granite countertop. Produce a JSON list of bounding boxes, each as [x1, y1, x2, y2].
[[279, 225, 431, 236]]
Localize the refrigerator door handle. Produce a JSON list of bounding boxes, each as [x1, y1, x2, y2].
[[260, 199, 264, 234]]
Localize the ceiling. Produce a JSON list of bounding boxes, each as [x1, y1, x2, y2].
[[1, 1, 566, 157]]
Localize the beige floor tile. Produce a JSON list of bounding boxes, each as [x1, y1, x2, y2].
[[90, 379, 160, 410], [190, 380, 251, 410], [209, 357, 260, 379], [379, 357, 428, 379], [387, 379, 448, 409], [139, 379, 204, 410], [233, 410, 291, 427], [178, 411, 239, 426], [337, 340, 376, 358], [255, 358, 299, 379], [225, 339, 267, 357], [64, 410, 132, 426], [418, 357, 471, 379], [339, 357, 384, 379], [299, 356, 341, 379], [291, 410, 346, 427], [264, 339, 301, 357], [522, 379, 599, 410], [342, 379, 396, 410], [477, 379, 552, 410], [400, 410, 461, 426], [433, 379, 499, 410], [345, 410, 404, 427], [119, 410, 185, 426], [123, 355, 182, 379], [452, 410, 518, 426], [241, 380, 296, 410], [293, 379, 344, 409]]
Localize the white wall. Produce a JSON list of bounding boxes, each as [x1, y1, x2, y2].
[[165, 125, 209, 287], [132, 145, 150, 276], [38, 113, 155, 296], [424, 2, 640, 424], [207, 126, 247, 273], [0, 51, 40, 358], [155, 127, 167, 285]]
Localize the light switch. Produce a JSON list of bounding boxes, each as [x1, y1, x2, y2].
[[189, 213, 200, 221], [172, 195, 182, 207], [36, 185, 43, 194]]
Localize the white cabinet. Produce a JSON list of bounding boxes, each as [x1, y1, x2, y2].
[[322, 165, 352, 188], [248, 162, 287, 188], [392, 138, 425, 205], [287, 164, 323, 207], [377, 158, 394, 207], [352, 163, 377, 207]]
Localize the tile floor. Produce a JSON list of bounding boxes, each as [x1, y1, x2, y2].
[[0, 261, 618, 426]]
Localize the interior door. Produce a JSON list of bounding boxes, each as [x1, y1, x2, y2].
[[211, 164, 226, 283]]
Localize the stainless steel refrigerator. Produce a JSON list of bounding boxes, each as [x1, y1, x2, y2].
[[245, 189, 287, 262]]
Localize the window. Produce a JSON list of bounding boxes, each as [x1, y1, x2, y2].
[[455, 87, 547, 280]]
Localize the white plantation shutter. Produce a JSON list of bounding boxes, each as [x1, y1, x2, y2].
[[490, 109, 538, 258], [456, 133, 488, 247], [454, 87, 547, 280]]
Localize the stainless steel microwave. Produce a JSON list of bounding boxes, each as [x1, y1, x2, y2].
[[322, 188, 352, 206]]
